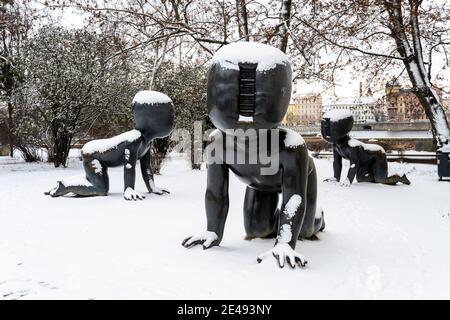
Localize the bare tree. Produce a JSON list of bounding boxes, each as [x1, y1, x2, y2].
[[0, 0, 33, 156], [14, 26, 139, 167], [276, 0, 292, 52], [285, 0, 450, 147], [236, 0, 249, 41]]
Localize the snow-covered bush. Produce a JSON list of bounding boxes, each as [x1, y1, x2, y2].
[[12, 26, 142, 167], [154, 62, 212, 170]]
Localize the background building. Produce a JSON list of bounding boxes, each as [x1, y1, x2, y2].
[[296, 93, 322, 125], [281, 103, 300, 126], [385, 79, 428, 122], [322, 95, 379, 124], [442, 95, 450, 119], [282, 93, 322, 126]]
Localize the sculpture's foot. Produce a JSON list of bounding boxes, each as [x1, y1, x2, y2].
[[305, 234, 320, 241], [317, 208, 325, 232], [244, 234, 255, 241], [44, 181, 66, 197], [320, 218, 326, 232], [150, 187, 170, 195], [339, 178, 351, 187], [400, 174, 411, 185]]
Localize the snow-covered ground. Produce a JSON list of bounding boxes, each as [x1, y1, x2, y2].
[[1, 153, 450, 300]]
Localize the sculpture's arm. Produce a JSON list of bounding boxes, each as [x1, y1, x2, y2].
[[257, 147, 309, 268], [182, 163, 229, 249], [205, 163, 229, 243], [123, 146, 145, 200], [347, 148, 359, 183], [140, 149, 169, 195], [343, 149, 359, 186], [333, 146, 343, 181], [278, 148, 308, 250]]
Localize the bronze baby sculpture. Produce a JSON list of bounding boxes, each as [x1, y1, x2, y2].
[[182, 42, 325, 268], [321, 109, 410, 186], [45, 90, 174, 200]]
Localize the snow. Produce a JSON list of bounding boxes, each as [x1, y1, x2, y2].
[[283, 128, 305, 148], [238, 115, 254, 122], [91, 160, 102, 174], [328, 96, 377, 106], [277, 224, 292, 243], [211, 42, 290, 72], [348, 138, 385, 153], [1, 154, 450, 299], [284, 194, 302, 219], [82, 130, 141, 155], [59, 175, 92, 187], [351, 131, 432, 139], [132, 90, 172, 105], [323, 109, 353, 122], [438, 145, 450, 153]]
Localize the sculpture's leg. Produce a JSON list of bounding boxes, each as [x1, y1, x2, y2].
[[70, 157, 109, 196], [46, 155, 109, 197], [243, 187, 279, 239], [372, 154, 410, 185], [356, 162, 375, 183], [299, 158, 325, 239]]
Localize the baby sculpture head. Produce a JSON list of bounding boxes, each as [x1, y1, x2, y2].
[[207, 42, 292, 132], [321, 109, 354, 144], [132, 90, 175, 139]]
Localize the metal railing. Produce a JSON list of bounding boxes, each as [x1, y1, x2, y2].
[[312, 152, 437, 164]]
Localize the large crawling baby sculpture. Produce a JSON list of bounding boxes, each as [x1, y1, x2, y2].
[[321, 109, 410, 186], [45, 90, 174, 200], [182, 42, 325, 268]]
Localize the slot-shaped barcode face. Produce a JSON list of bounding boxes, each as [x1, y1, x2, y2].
[[238, 63, 257, 117]]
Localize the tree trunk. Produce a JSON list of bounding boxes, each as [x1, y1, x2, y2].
[[7, 100, 14, 157], [236, 0, 249, 41], [151, 151, 165, 175], [277, 0, 292, 53], [405, 60, 449, 147], [386, 0, 450, 147], [51, 125, 71, 168]]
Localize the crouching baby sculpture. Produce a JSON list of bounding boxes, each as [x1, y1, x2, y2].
[[182, 42, 325, 268], [321, 109, 410, 186], [45, 90, 174, 200]]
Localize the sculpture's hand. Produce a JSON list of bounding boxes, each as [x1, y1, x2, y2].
[[339, 178, 351, 187], [257, 243, 307, 269], [182, 231, 219, 250], [124, 187, 146, 201], [150, 187, 170, 195], [323, 177, 338, 182]]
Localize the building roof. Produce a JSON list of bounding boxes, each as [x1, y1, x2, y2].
[[326, 96, 377, 106], [386, 77, 401, 87], [297, 92, 321, 97]]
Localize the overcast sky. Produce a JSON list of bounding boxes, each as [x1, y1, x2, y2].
[[42, 1, 449, 102]]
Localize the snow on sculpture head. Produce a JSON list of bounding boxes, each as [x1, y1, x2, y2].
[[132, 90, 174, 139], [207, 42, 292, 132], [321, 109, 354, 143]]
